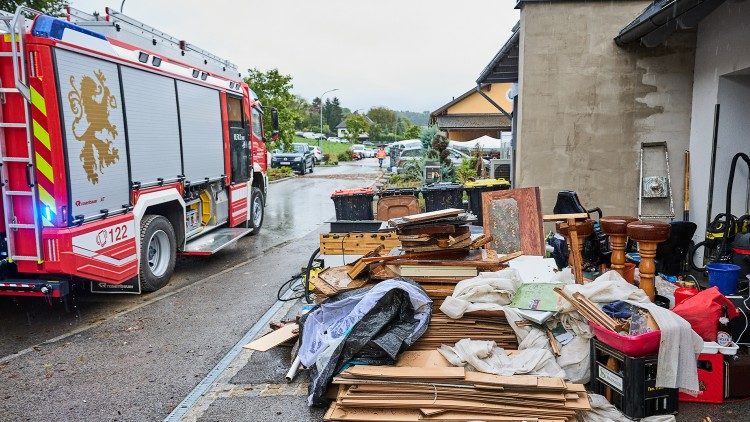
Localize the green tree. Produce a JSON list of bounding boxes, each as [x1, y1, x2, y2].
[[405, 125, 421, 139], [244, 68, 301, 151], [420, 125, 438, 150], [368, 123, 383, 144], [345, 114, 370, 143], [326, 97, 343, 130], [1, 0, 65, 15], [367, 107, 397, 129]]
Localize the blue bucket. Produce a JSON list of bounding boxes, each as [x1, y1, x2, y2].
[[707, 263, 741, 295]]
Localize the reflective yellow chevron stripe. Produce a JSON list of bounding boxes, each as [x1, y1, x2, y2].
[[29, 85, 55, 227], [32, 120, 50, 150], [30, 86, 46, 117], [38, 185, 54, 211], [35, 152, 53, 183]]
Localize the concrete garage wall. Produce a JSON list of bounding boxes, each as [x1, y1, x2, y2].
[[516, 2, 695, 217], [688, 1, 750, 238]]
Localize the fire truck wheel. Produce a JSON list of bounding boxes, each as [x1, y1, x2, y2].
[[139, 215, 177, 292], [248, 187, 264, 235]]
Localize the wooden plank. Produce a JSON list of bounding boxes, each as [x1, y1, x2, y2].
[[542, 213, 589, 221], [482, 187, 545, 256], [340, 365, 465, 380], [395, 208, 464, 224], [242, 323, 298, 352], [399, 224, 457, 236], [347, 245, 384, 279]]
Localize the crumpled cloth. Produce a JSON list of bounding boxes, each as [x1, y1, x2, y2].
[[626, 300, 703, 394], [581, 393, 676, 422], [503, 306, 592, 383], [439, 268, 522, 319], [558, 271, 650, 313], [438, 338, 565, 378]]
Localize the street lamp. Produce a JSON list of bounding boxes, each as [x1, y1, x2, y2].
[[319, 88, 339, 147]]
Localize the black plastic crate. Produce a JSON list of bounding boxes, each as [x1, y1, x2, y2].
[[421, 182, 464, 213], [331, 188, 375, 221], [590, 339, 678, 419]]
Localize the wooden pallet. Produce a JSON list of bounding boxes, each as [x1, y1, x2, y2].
[[320, 233, 401, 255]]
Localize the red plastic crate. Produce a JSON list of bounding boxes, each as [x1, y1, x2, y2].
[[679, 353, 724, 404], [590, 322, 661, 357]]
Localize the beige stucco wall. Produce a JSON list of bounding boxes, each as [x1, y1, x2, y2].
[[447, 83, 515, 115], [517, 1, 696, 218]]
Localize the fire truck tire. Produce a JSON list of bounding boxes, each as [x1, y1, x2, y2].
[[248, 187, 264, 235], [139, 215, 177, 292]]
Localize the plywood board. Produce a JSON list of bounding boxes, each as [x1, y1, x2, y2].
[[242, 323, 298, 352], [341, 365, 465, 380], [482, 187, 545, 256]]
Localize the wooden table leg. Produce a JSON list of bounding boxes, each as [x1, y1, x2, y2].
[[638, 241, 658, 301], [567, 218, 584, 284], [609, 234, 628, 277]]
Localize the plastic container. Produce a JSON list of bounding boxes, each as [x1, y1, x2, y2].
[[377, 195, 420, 220], [590, 322, 661, 357], [701, 341, 720, 354], [330, 187, 375, 221], [679, 353, 725, 404], [464, 179, 510, 223], [421, 182, 464, 213], [590, 339, 678, 419], [379, 188, 419, 197], [719, 342, 739, 355], [706, 263, 741, 295]]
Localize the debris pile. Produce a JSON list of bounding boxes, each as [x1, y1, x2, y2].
[[325, 351, 590, 421]]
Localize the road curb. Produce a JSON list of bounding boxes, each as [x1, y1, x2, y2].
[[269, 176, 295, 184]]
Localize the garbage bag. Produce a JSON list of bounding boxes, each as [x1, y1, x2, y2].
[[298, 278, 431, 406], [671, 286, 739, 341]]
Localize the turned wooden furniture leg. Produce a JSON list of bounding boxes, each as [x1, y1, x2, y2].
[[639, 242, 659, 300], [627, 220, 671, 301], [556, 219, 594, 284], [568, 220, 583, 284], [601, 216, 637, 278]]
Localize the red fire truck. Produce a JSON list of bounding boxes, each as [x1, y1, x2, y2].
[[0, 6, 274, 299]]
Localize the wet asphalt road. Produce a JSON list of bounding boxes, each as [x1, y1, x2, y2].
[[0, 159, 382, 421]]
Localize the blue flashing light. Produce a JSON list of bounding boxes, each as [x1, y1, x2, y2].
[[32, 15, 107, 41], [41, 204, 54, 222]]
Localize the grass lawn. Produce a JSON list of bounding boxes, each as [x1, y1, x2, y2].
[[295, 136, 352, 157]]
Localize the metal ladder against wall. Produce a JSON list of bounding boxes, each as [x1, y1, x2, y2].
[[0, 7, 43, 263], [638, 141, 675, 219]]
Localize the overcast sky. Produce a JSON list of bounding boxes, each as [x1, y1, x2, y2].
[[68, 1, 519, 112]]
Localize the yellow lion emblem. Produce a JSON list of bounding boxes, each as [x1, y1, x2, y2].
[[68, 70, 120, 184]]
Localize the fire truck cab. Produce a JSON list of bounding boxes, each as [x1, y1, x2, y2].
[[0, 6, 273, 299]]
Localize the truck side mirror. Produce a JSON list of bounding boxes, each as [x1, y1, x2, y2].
[[271, 108, 280, 141]]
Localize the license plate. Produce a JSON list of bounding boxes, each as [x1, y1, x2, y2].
[[280, 161, 290, 165]]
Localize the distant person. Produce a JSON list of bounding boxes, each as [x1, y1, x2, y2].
[[376, 146, 387, 168]]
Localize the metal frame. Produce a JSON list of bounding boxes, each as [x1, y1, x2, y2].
[[638, 141, 675, 219], [0, 6, 44, 262]]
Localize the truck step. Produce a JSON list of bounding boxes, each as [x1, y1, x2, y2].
[[180, 227, 253, 256]]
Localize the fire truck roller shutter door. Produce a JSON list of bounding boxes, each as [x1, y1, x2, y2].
[[176, 81, 224, 182], [54, 49, 130, 221], [120, 67, 182, 184]]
